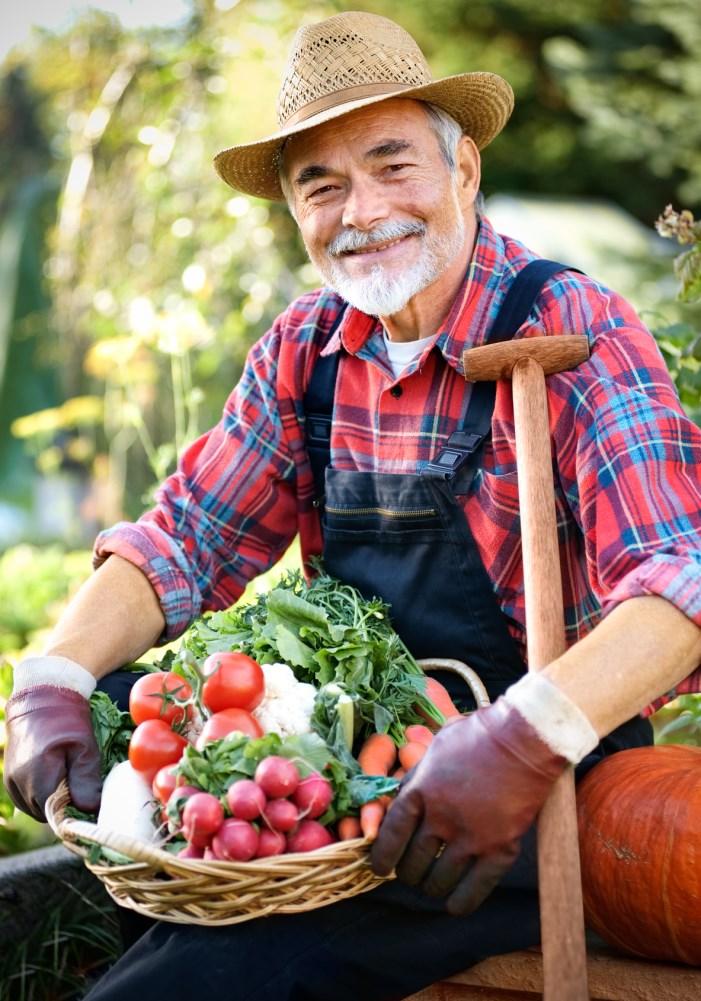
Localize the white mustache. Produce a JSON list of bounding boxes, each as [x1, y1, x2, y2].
[[328, 220, 426, 257]]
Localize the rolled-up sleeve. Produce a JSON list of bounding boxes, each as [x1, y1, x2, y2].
[[544, 281, 701, 700]]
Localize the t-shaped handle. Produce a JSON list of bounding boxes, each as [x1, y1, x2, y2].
[[463, 334, 590, 381]]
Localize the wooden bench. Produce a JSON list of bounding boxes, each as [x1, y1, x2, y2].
[[406, 944, 701, 1001]]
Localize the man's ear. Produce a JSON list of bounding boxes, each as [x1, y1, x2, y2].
[[456, 135, 481, 211]]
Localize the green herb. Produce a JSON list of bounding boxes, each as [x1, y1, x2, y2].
[[175, 731, 282, 797], [89, 691, 135, 778], [183, 568, 443, 745]]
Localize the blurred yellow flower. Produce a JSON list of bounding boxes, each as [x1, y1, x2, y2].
[[84, 336, 141, 378], [11, 397, 103, 439], [156, 303, 214, 355]]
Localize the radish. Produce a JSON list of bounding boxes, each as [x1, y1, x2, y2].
[[211, 818, 259, 861], [178, 842, 204, 859], [293, 773, 333, 819], [263, 798, 299, 833], [287, 820, 335, 854], [165, 784, 201, 834], [182, 792, 224, 848], [256, 829, 286, 858], [254, 756, 300, 798], [226, 779, 266, 821]]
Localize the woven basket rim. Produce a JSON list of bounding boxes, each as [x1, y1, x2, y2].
[[45, 657, 488, 924]]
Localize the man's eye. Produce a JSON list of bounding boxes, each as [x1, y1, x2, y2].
[[386, 163, 409, 173], [308, 184, 336, 199]]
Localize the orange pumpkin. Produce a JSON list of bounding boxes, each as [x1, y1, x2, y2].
[[577, 745, 701, 965]]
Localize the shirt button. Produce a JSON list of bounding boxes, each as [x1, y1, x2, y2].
[[390, 384, 403, 398]]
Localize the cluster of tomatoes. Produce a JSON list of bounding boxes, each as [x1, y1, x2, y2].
[[127, 652, 266, 780]]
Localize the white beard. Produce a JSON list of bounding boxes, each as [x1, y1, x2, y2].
[[312, 212, 466, 318]]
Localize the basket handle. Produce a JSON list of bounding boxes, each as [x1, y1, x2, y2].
[[45, 779, 180, 869], [417, 658, 490, 708]]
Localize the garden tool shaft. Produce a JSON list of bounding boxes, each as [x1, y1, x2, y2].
[[463, 334, 591, 1001]]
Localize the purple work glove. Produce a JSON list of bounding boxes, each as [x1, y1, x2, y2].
[[4, 686, 101, 822], [371, 697, 569, 915]]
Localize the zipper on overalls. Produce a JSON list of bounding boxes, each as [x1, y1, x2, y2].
[[325, 505, 438, 518]]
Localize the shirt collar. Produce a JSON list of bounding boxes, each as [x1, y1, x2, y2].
[[320, 217, 516, 374]]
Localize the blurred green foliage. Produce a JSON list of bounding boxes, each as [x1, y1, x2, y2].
[[1, 0, 700, 523], [653, 205, 701, 422], [0, 546, 92, 654], [651, 694, 701, 746]]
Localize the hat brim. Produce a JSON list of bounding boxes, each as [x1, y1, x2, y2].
[[213, 71, 514, 201]]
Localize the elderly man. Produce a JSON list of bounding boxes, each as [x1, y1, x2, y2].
[[6, 11, 701, 1000]]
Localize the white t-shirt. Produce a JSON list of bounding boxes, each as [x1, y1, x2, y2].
[[383, 330, 436, 378]]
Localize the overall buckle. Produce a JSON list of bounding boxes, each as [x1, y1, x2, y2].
[[421, 430, 486, 479]]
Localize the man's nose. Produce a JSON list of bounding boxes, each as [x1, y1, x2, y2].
[[341, 176, 391, 231]]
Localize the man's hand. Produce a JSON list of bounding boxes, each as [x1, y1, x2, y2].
[[370, 698, 568, 915], [4, 659, 102, 822]]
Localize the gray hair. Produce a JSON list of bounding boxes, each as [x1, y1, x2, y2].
[[278, 100, 483, 219]]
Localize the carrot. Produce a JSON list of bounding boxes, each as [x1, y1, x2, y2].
[[399, 740, 428, 771], [337, 816, 362, 841], [360, 800, 386, 841], [357, 732, 396, 776], [404, 724, 434, 747], [392, 766, 406, 781], [417, 677, 462, 724]]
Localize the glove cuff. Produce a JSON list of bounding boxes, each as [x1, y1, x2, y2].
[[503, 673, 599, 764], [13, 656, 97, 700]]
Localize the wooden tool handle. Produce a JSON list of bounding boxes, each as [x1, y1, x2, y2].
[[463, 335, 589, 382], [512, 356, 590, 1001]]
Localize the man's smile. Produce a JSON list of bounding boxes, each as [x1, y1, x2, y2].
[[336, 233, 418, 258]]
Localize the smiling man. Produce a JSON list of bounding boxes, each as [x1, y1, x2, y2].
[[281, 100, 475, 335], [5, 11, 701, 1001]]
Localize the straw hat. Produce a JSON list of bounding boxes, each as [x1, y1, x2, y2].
[[213, 11, 514, 201]]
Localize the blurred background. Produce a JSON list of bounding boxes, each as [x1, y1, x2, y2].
[[1, 0, 700, 837]]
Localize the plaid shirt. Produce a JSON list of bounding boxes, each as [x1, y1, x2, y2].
[[95, 217, 701, 712]]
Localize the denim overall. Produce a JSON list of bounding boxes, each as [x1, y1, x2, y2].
[[88, 261, 651, 1001]]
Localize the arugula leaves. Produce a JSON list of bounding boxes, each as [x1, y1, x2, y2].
[[183, 569, 443, 746]]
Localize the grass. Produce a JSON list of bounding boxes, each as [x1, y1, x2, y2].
[[0, 882, 122, 1001]]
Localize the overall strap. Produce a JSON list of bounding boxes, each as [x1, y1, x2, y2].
[[421, 259, 580, 480], [303, 260, 580, 495], [303, 307, 347, 501]]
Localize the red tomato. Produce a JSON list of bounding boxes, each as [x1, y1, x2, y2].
[[129, 719, 188, 781], [129, 671, 193, 726], [152, 764, 179, 806], [196, 708, 263, 748], [201, 653, 265, 713]]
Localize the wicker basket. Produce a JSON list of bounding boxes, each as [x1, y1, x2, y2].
[[45, 658, 489, 926]]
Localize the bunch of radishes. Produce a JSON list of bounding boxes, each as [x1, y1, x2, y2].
[[167, 755, 337, 861]]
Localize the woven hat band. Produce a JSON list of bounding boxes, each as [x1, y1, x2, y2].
[[283, 82, 412, 129]]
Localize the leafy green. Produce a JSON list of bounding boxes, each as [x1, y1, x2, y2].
[[89, 691, 135, 778], [183, 569, 443, 746]]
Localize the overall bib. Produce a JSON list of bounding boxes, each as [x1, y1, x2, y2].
[[88, 261, 651, 1001]]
